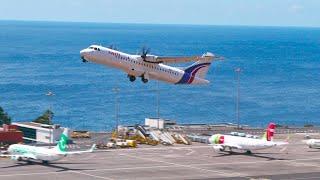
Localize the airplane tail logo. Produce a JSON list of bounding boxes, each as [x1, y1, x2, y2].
[[262, 123, 276, 141], [210, 134, 224, 144], [177, 63, 211, 84], [56, 128, 69, 152], [176, 52, 213, 84]]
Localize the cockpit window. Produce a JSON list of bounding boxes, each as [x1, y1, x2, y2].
[[88, 46, 100, 51]]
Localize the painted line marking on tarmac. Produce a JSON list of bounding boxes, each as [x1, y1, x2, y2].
[[182, 156, 320, 167], [0, 171, 63, 177], [185, 148, 195, 156], [119, 153, 246, 177], [70, 170, 114, 180], [288, 161, 320, 168], [282, 176, 320, 180], [94, 145, 210, 152], [84, 165, 181, 172], [1, 156, 319, 173]]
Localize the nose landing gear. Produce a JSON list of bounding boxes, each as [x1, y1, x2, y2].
[[81, 56, 88, 63]]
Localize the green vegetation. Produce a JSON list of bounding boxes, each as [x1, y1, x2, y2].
[[33, 109, 54, 125], [304, 124, 314, 128], [0, 106, 12, 126]]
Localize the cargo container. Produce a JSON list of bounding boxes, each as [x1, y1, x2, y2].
[[3, 124, 18, 132], [0, 131, 23, 144]]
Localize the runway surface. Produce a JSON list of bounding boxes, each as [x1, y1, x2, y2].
[[0, 134, 319, 180]]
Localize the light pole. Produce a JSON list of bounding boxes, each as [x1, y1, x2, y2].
[[113, 87, 120, 134], [156, 81, 160, 129], [235, 68, 241, 129], [46, 91, 54, 145]]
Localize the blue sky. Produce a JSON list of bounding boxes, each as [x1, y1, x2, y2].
[[0, 0, 319, 27]]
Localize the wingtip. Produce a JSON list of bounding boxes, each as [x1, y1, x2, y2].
[[90, 144, 96, 152]]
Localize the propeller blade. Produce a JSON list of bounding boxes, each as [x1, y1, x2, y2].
[[140, 46, 151, 60], [108, 44, 118, 50]]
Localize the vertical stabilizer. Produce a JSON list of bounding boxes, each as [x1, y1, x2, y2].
[[176, 52, 214, 84], [262, 123, 276, 141], [184, 52, 214, 79], [55, 128, 69, 152]]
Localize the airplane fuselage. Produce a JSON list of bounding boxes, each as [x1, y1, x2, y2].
[[224, 135, 277, 150], [209, 134, 279, 151], [8, 144, 64, 162], [80, 45, 209, 84]]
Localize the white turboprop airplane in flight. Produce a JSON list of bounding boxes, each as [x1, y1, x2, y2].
[[0, 128, 95, 164], [209, 123, 288, 154], [80, 45, 222, 84]]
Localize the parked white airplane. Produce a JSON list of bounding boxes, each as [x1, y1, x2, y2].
[[0, 129, 95, 164], [306, 139, 320, 149], [80, 45, 222, 84], [209, 123, 288, 154]]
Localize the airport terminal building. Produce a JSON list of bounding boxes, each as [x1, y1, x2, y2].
[[12, 122, 65, 144]]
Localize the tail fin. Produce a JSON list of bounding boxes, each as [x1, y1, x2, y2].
[[55, 128, 69, 152], [183, 52, 214, 79], [262, 123, 276, 141]]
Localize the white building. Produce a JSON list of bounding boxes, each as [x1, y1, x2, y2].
[[145, 118, 176, 129], [12, 122, 67, 144]]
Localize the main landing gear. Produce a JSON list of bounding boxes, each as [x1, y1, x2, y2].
[[42, 160, 49, 164], [128, 75, 136, 82], [141, 76, 148, 83], [127, 74, 148, 83]]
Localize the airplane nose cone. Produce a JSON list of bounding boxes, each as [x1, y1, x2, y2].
[[80, 49, 88, 62], [208, 136, 214, 144], [80, 49, 87, 55], [306, 139, 312, 145]]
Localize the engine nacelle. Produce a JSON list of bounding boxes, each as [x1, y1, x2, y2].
[[212, 145, 224, 152], [143, 55, 158, 63], [11, 156, 22, 161]]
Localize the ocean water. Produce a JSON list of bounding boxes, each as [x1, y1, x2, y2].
[[0, 21, 319, 131]]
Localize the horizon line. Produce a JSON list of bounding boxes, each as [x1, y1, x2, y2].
[[1, 19, 320, 29]]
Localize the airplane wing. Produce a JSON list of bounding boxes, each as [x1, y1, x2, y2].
[[156, 53, 222, 64], [274, 141, 289, 146], [210, 143, 242, 150], [0, 153, 37, 159], [61, 144, 96, 155], [141, 52, 222, 64], [156, 56, 206, 64], [222, 143, 242, 149]]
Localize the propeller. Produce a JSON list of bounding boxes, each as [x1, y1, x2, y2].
[[108, 44, 118, 50], [140, 46, 151, 61]]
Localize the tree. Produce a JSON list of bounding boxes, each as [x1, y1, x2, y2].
[[0, 106, 12, 126], [33, 109, 54, 125]]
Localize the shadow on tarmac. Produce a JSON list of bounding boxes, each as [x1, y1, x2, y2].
[[1, 161, 95, 172], [212, 152, 289, 161]]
